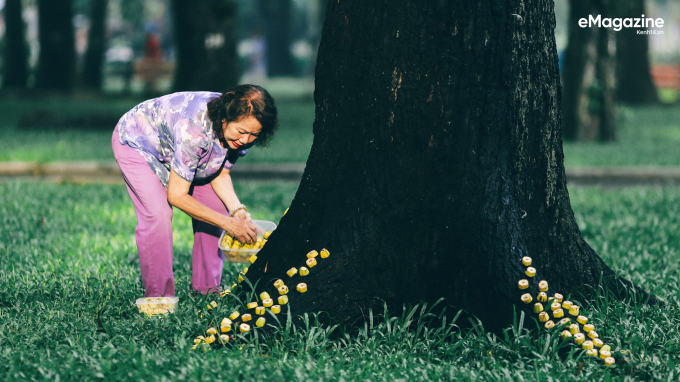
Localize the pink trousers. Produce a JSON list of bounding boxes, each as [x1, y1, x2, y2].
[[112, 126, 226, 297]]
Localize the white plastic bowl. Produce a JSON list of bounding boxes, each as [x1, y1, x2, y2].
[[219, 220, 277, 263]]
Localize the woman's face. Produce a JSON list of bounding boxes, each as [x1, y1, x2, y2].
[[221, 116, 262, 150]]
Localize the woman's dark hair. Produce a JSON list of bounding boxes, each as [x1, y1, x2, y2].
[[207, 84, 279, 147]]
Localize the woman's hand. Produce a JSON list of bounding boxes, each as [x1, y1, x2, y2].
[[231, 209, 252, 222], [224, 217, 257, 244]]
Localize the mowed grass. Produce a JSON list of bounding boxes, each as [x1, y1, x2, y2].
[[2, 96, 680, 167], [1, 181, 680, 380], [0, 96, 314, 163]]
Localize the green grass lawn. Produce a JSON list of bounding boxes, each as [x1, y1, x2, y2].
[[1, 181, 679, 380], [2, 96, 680, 167]]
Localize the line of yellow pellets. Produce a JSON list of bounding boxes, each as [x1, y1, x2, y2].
[[519, 256, 616, 367], [192, 245, 330, 350]]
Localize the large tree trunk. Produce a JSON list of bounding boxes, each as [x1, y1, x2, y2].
[[614, 0, 659, 104], [35, 0, 76, 90], [257, 0, 295, 77], [171, 0, 238, 92], [82, 0, 108, 90], [243, 0, 653, 333], [561, 0, 617, 142], [3, 0, 28, 88]]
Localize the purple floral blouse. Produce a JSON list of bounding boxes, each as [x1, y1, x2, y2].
[[116, 91, 248, 187]]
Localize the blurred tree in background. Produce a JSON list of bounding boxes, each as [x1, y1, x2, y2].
[[562, 0, 617, 142], [82, 0, 108, 89], [615, 0, 660, 104], [3, 0, 28, 88], [257, 0, 295, 77], [171, 0, 239, 92], [35, 0, 76, 90]]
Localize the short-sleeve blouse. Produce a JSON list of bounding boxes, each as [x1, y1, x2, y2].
[[116, 91, 249, 187]]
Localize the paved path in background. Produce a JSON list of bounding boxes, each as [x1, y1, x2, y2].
[[1, 161, 680, 187]]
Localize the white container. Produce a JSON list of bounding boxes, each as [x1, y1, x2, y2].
[[135, 296, 179, 316], [219, 220, 277, 263]]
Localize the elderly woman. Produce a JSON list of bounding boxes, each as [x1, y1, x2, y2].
[[112, 85, 279, 297]]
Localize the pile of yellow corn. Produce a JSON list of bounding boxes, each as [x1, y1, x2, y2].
[[519, 256, 617, 367]]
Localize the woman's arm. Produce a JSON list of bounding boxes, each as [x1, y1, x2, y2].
[[210, 167, 252, 221], [167, 169, 256, 243]]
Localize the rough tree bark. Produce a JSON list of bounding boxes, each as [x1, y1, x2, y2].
[[35, 0, 76, 90], [82, 0, 108, 90], [3, 0, 28, 88], [257, 0, 295, 77], [243, 0, 654, 333], [614, 0, 659, 104], [171, 0, 238, 92], [561, 0, 616, 142]]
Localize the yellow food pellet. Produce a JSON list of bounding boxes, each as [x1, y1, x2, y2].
[[588, 330, 599, 339], [538, 292, 548, 302], [521, 293, 532, 304], [559, 318, 571, 326], [263, 298, 273, 307], [593, 338, 604, 348], [320, 249, 330, 258], [604, 357, 615, 367], [539, 312, 549, 322], [220, 289, 231, 298], [271, 305, 281, 314], [534, 303, 543, 313], [586, 349, 598, 357], [518, 279, 529, 289], [560, 330, 572, 340], [601, 344, 611, 353], [249, 255, 258, 264], [299, 267, 309, 276], [287, 268, 298, 277], [525, 267, 536, 277], [264, 231, 272, 239], [278, 295, 288, 305], [278, 285, 289, 295], [574, 333, 585, 345], [191, 345, 198, 350], [229, 311, 240, 320], [568, 305, 580, 316], [274, 279, 285, 288], [297, 283, 308, 293], [240, 323, 251, 333], [562, 301, 573, 310], [193, 338, 203, 344], [551, 302, 561, 311], [538, 280, 548, 292], [553, 293, 563, 303], [544, 320, 555, 329], [238, 275, 244, 283], [255, 306, 265, 315], [256, 317, 266, 327], [206, 327, 217, 335], [205, 335, 215, 344], [284, 208, 289, 216], [219, 334, 229, 344], [220, 325, 231, 333], [306, 258, 317, 268], [553, 309, 564, 318], [243, 267, 249, 274], [522, 257, 532, 266], [582, 340, 594, 350], [307, 250, 318, 258], [583, 324, 594, 332], [569, 324, 580, 334], [260, 292, 271, 301], [247, 302, 258, 309], [242, 314, 252, 322], [600, 350, 611, 359], [577, 315, 588, 325], [231, 283, 237, 289]]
